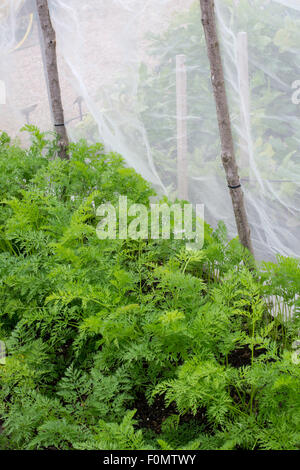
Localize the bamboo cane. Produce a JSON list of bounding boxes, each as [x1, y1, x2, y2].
[[176, 54, 189, 200]]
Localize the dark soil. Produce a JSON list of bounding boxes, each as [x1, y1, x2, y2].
[[134, 392, 207, 434], [134, 393, 176, 433], [228, 345, 268, 368]]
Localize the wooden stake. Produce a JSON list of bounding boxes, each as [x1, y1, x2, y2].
[[199, 0, 253, 255], [36, 0, 69, 160], [35, 3, 52, 120], [237, 31, 251, 173], [176, 54, 189, 200]]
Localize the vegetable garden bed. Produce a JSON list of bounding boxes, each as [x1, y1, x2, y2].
[[0, 130, 299, 450]]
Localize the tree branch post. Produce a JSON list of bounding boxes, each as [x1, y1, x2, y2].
[[199, 0, 253, 255], [36, 0, 69, 160]]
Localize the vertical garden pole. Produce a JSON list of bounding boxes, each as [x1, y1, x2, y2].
[[35, 3, 52, 119], [176, 54, 189, 200], [36, 0, 69, 160], [199, 0, 253, 254], [237, 31, 251, 173]]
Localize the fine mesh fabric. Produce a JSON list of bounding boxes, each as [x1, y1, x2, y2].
[[0, 0, 299, 260]]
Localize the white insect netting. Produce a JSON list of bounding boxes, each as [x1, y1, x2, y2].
[[0, 0, 299, 261]]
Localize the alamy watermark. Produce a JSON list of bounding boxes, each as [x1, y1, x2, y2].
[[96, 196, 204, 250]]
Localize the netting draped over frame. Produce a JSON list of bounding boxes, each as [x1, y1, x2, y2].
[[0, 0, 299, 260]]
